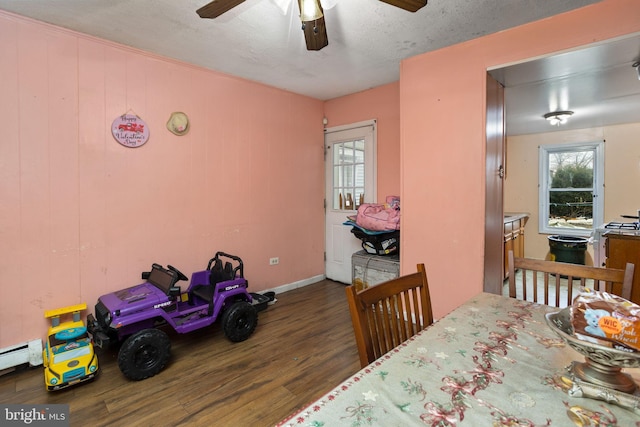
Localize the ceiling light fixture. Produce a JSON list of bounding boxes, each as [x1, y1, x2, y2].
[[300, 0, 323, 21], [633, 61, 640, 81], [544, 111, 574, 126], [380, 0, 428, 12]]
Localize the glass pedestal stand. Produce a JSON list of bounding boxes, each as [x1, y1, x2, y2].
[[546, 309, 640, 414]]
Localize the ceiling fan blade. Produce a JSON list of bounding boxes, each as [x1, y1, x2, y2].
[[302, 17, 328, 51], [197, 0, 246, 19], [379, 0, 427, 13], [297, 0, 328, 51]]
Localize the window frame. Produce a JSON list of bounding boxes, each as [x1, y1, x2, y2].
[[538, 141, 604, 237]]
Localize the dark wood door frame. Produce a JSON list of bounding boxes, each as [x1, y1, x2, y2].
[[484, 73, 505, 294]]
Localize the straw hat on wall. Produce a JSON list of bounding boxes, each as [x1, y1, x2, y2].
[[166, 112, 190, 136]]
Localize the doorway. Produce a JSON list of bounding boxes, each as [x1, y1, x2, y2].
[[484, 35, 640, 281], [324, 120, 377, 284]]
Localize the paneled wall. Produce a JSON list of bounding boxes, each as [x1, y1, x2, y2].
[[0, 12, 325, 347]]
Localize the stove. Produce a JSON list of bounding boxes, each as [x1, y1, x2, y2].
[[593, 222, 640, 267], [604, 222, 640, 230]]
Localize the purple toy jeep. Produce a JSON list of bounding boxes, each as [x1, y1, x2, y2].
[[87, 252, 263, 380]]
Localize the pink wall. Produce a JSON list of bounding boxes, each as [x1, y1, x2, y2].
[[400, 0, 640, 318], [0, 12, 325, 347], [324, 83, 401, 201]]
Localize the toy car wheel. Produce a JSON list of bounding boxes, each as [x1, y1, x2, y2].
[[222, 301, 257, 342], [117, 329, 171, 381]]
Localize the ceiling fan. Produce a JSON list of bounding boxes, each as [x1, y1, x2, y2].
[[196, 0, 428, 51]]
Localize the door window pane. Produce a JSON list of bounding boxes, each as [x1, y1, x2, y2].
[[332, 139, 365, 211]]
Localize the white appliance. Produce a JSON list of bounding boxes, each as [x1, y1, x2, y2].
[[592, 221, 640, 268]]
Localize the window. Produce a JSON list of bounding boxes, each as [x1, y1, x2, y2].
[[538, 141, 604, 236], [331, 139, 365, 211]]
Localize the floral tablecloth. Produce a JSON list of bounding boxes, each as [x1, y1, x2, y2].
[[278, 292, 640, 426]]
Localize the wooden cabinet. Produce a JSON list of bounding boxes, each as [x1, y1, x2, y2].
[[605, 233, 640, 304], [503, 213, 529, 280]]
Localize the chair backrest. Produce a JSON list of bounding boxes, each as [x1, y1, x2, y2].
[[507, 250, 634, 307], [345, 263, 434, 368]]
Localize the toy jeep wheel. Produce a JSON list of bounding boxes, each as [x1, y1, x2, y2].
[[118, 329, 171, 381], [222, 301, 257, 342]]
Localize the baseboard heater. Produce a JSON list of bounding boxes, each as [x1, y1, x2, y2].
[[0, 340, 43, 371]]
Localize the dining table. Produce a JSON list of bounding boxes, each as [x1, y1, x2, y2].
[[277, 292, 640, 426]]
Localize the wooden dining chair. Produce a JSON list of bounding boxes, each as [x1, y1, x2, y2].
[[507, 250, 634, 307], [345, 263, 434, 368]]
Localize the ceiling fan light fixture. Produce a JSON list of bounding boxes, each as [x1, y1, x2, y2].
[[544, 110, 574, 126], [378, 0, 428, 13], [300, 0, 323, 21]]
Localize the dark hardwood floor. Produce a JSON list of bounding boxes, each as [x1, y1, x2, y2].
[[0, 280, 360, 426]]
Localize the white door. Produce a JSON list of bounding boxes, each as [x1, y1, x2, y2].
[[325, 120, 377, 284]]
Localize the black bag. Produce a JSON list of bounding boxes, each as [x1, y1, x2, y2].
[[350, 228, 399, 256]]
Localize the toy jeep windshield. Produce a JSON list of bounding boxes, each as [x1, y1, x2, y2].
[[88, 252, 264, 381]]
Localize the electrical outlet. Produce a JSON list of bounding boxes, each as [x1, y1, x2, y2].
[[269, 257, 279, 265]]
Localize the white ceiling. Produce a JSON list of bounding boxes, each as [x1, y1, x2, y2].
[[492, 33, 640, 135], [1, 0, 639, 135]]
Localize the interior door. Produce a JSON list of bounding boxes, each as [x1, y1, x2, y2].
[[325, 120, 377, 284], [484, 73, 506, 293]]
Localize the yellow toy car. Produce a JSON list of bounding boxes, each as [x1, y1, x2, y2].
[[43, 303, 98, 391]]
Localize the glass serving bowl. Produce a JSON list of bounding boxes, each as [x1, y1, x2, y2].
[[545, 307, 640, 393]]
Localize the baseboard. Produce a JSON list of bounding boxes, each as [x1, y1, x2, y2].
[[264, 274, 326, 295], [0, 339, 43, 370]]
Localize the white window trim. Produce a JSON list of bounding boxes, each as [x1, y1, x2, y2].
[[538, 141, 604, 237]]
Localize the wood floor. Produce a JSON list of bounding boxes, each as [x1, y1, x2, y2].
[[0, 280, 360, 426]]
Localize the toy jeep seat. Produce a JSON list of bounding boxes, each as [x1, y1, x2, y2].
[[224, 262, 234, 280], [191, 259, 229, 315], [209, 258, 226, 285], [189, 253, 245, 315]]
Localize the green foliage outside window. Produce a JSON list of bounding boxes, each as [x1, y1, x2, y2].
[[549, 163, 593, 220]]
